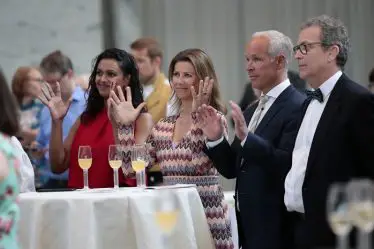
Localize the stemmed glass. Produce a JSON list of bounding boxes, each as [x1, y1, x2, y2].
[[154, 189, 180, 248], [78, 145, 92, 190], [347, 179, 374, 249], [327, 183, 352, 249], [108, 144, 123, 189], [131, 144, 148, 188]]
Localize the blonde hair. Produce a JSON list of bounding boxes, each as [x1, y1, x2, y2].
[[168, 48, 227, 114]]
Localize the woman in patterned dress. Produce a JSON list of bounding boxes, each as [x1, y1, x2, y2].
[[0, 68, 21, 249], [109, 49, 234, 248]]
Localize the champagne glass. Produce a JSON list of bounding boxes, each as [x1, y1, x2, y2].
[[108, 144, 123, 189], [154, 189, 180, 248], [131, 144, 147, 188], [347, 179, 374, 249], [327, 183, 352, 249], [78, 145, 92, 190]]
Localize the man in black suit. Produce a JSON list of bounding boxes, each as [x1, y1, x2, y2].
[[284, 15, 374, 249], [197, 30, 306, 249]]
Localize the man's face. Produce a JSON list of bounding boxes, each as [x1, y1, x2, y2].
[[245, 36, 279, 92], [131, 48, 157, 85], [42, 70, 73, 97], [294, 26, 331, 82]]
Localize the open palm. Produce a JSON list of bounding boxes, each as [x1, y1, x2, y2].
[[38, 82, 71, 121], [197, 104, 224, 141], [191, 77, 214, 112], [108, 86, 146, 126]]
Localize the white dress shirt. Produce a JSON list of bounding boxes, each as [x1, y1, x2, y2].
[[10, 136, 36, 192], [284, 71, 342, 213]]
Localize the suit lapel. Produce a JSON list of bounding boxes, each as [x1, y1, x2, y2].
[[304, 76, 344, 180], [255, 86, 294, 134]]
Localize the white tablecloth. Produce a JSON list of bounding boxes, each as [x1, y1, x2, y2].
[[19, 185, 215, 249], [224, 191, 239, 249]]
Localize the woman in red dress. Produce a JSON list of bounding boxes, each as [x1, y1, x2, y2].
[[38, 48, 152, 188]]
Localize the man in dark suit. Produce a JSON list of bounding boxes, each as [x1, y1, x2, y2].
[[284, 15, 374, 249], [197, 30, 306, 249], [237, 70, 306, 112]]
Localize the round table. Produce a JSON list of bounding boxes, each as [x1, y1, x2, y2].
[[19, 185, 216, 249]]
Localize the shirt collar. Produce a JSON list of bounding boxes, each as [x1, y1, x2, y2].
[[317, 71, 342, 99], [263, 78, 291, 99], [71, 85, 85, 102]]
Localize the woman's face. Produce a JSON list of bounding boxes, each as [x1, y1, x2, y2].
[[95, 59, 129, 98], [24, 69, 43, 98], [171, 61, 199, 101]]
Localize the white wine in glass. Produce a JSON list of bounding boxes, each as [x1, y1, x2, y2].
[[108, 145, 123, 189], [327, 183, 352, 249], [347, 179, 374, 249], [328, 209, 352, 236], [132, 159, 146, 173], [78, 145, 92, 190], [131, 144, 148, 188], [154, 190, 180, 248], [154, 210, 179, 234]]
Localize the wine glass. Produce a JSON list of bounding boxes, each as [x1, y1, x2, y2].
[[131, 144, 148, 188], [154, 189, 180, 248], [347, 179, 374, 249], [108, 144, 123, 189], [327, 183, 352, 249], [78, 145, 92, 190]]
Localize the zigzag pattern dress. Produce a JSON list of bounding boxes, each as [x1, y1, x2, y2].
[[118, 114, 234, 249]]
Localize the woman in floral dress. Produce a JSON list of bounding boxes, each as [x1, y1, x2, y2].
[[109, 48, 234, 248], [0, 68, 21, 249]]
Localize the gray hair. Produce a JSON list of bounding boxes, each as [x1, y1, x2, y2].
[[301, 15, 350, 69], [252, 30, 293, 70]]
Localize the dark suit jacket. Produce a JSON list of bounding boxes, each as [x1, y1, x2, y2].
[[205, 85, 306, 249], [296, 74, 374, 248]]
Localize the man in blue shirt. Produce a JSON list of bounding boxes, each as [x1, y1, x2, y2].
[[36, 50, 86, 189]]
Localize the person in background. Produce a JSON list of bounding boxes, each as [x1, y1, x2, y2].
[[38, 48, 152, 189], [11, 66, 44, 148], [368, 67, 374, 93], [130, 37, 174, 185], [0, 67, 21, 249], [36, 50, 86, 189], [75, 73, 90, 91], [111, 48, 234, 248]]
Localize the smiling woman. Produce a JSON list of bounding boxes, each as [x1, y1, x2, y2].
[[113, 48, 234, 248], [38, 48, 153, 189]]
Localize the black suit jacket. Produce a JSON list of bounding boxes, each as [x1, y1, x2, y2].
[[205, 85, 306, 249], [296, 74, 374, 248]]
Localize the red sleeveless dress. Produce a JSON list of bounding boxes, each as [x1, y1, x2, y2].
[[68, 108, 136, 188]]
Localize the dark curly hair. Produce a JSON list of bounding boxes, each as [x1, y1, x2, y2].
[[0, 68, 19, 136], [81, 48, 144, 123]]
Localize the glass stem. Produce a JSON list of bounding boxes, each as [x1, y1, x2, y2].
[[83, 169, 89, 189], [337, 234, 348, 249], [113, 168, 119, 189], [141, 169, 146, 187], [358, 230, 371, 249], [136, 171, 141, 187]]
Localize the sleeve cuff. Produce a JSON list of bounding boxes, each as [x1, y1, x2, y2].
[[240, 135, 248, 147], [206, 136, 224, 149]]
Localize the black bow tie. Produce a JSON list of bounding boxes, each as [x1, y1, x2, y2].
[[306, 88, 324, 103]]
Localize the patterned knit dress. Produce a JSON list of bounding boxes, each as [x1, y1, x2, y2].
[[118, 114, 234, 249]]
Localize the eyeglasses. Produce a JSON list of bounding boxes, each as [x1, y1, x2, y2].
[[28, 77, 44, 84], [293, 42, 329, 55]]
